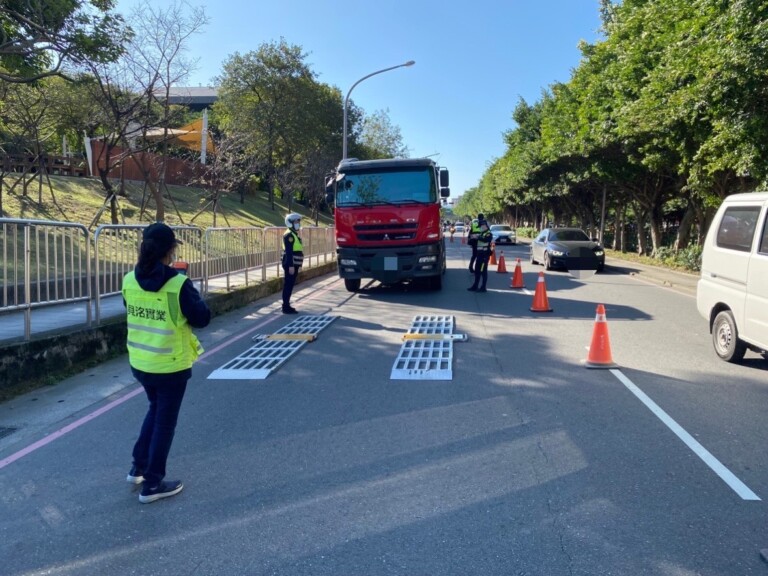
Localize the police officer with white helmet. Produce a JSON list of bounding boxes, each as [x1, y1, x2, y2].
[[281, 213, 304, 313]]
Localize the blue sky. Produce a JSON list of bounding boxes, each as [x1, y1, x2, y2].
[[115, 0, 602, 199]]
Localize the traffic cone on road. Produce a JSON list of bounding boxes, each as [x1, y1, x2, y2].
[[529, 272, 553, 312], [585, 304, 617, 368], [489, 243, 497, 265], [496, 251, 507, 273], [510, 258, 524, 289]]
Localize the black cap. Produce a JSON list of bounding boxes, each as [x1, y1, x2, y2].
[[478, 213, 484, 219], [143, 222, 182, 254]]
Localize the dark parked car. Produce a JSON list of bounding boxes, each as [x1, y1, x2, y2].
[[530, 227, 605, 272], [490, 224, 516, 245]]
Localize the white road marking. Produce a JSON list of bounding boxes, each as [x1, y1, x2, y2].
[[610, 369, 760, 501]]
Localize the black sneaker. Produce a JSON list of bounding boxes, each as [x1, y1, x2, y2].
[[139, 480, 184, 504], [126, 465, 144, 485], [478, 287, 487, 293], [467, 286, 478, 292], [282, 306, 298, 314]]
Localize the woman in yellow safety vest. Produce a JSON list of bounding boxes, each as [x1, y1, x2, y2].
[[122, 222, 210, 504]]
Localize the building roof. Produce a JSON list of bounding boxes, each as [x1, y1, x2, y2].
[[159, 86, 218, 110]]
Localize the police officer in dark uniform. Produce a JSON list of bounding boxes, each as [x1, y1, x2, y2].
[[467, 219, 493, 292], [282, 213, 304, 314], [468, 212, 484, 273]]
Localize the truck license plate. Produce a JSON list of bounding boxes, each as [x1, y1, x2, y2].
[[384, 257, 397, 271]]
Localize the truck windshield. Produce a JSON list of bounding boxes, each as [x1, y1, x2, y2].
[[336, 167, 436, 207]]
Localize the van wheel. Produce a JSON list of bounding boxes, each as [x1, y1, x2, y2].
[[712, 310, 747, 363], [344, 278, 361, 292]]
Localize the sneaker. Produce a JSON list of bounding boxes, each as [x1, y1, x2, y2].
[[467, 286, 478, 292], [282, 306, 298, 314], [478, 287, 487, 293], [139, 480, 184, 504], [126, 465, 144, 484]]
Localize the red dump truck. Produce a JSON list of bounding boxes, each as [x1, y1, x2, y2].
[[326, 157, 450, 291]]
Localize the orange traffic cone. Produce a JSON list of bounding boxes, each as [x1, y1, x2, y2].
[[489, 243, 497, 265], [530, 272, 553, 312], [510, 258, 524, 289], [496, 251, 507, 273], [585, 304, 617, 368]]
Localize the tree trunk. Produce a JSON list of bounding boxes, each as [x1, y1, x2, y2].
[[636, 209, 649, 256], [674, 203, 695, 251], [648, 205, 663, 257]]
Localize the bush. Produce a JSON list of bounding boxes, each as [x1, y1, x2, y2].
[[515, 227, 537, 239], [655, 245, 702, 272]]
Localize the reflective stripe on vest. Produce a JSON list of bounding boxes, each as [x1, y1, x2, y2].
[[284, 229, 304, 266], [477, 231, 492, 253], [122, 271, 199, 373]]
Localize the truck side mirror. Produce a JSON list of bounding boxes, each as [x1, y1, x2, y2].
[[439, 168, 449, 187], [440, 187, 450, 198]]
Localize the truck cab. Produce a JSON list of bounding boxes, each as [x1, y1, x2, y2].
[[326, 157, 450, 291]]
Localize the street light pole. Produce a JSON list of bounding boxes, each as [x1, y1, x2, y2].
[[342, 60, 415, 160]]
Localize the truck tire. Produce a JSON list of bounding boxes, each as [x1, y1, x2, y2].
[[344, 278, 361, 292], [712, 310, 747, 363], [429, 274, 443, 290]]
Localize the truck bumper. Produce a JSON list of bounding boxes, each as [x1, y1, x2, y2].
[[336, 243, 444, 283]]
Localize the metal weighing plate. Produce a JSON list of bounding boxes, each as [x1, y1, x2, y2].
[[207, 314, 337, 380], [391, 315, 462, 380]]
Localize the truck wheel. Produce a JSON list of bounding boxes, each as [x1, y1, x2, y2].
[[429, 274, 443, 290], [712, 310, 747, 363], [344, 278, 361, 293]]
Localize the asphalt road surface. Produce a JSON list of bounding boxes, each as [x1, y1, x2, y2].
[[1, 240, 767, 576]]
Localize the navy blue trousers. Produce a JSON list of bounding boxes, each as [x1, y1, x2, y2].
[[131, 368, 189, 487], [282, 265, 300, 308], [470, 255, 490, 289]]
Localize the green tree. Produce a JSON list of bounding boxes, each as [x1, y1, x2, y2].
[[354, 108, 409, 159], [0, 0, 130, 83]]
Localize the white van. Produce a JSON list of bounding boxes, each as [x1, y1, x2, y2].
[[697, 192, 768, 362]]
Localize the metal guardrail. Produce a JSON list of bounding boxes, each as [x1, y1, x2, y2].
[[0, 218, 336, 340], [0, 219, 92, 338]]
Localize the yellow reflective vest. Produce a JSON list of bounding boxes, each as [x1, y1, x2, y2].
[[122, 272, 202, 373], [283, 229, 304, 267]]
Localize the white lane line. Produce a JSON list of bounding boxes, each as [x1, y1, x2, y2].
[[610, 368, 761, 501]]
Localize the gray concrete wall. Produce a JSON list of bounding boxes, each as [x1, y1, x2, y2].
[[0, 263, 337, 400]]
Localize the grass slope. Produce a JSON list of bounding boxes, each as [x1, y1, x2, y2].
[[0, 174, 334, 229]]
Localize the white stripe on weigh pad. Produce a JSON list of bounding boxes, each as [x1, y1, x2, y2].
[[610, 368, 760, 501]]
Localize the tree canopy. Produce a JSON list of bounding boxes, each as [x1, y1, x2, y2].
[[0, 0, 130, 83]]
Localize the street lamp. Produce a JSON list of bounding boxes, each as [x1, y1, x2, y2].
[[342, 60, 415, 160]]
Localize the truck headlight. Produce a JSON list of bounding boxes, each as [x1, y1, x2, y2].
[[419, 255, 437, 264], [594, 250, 604, 256], [340, 258, 357, 266]]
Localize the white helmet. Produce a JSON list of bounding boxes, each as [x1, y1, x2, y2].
[[285, 212, 302, 230]]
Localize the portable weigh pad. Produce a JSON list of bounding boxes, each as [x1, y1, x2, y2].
[[390, 315, 466, 380], [207, 314, 337, 379]]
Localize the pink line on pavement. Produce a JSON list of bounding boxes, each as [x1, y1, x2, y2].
[[0, 278, 341, 470]]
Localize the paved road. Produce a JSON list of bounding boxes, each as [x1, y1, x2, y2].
[[4, 240, 765, 576]]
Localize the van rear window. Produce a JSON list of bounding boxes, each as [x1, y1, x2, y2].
[[716, 206, 760, 252]]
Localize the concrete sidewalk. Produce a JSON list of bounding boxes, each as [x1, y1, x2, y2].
[[604, 256, 699, 296]]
